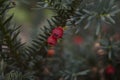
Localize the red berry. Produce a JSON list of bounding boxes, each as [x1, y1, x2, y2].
[[47, 35, 57, 46], [52, 27, 63, 39], [105, 65, 115, 75], [47, 48, 55, 56], [73, 36, 84, 45]]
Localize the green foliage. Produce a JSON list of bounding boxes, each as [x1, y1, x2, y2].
[[0, 0, 85, 79], [70, 0, 120, 35], [0, 0, 27, 68], [5, 71, 23, 80], [0, 0, 120, 80], [100, 37, 120, 61]]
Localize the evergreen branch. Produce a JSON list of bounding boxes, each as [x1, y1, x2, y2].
[[22, 0, 84, 73], [0, 0, 27, 69], [25, 0, 83, 58], [70, 0, 120, 35]]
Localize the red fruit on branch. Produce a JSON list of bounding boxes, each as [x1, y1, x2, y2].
[[105, 65, 115, 75], [52, 27, 63, 39], [47, 48, 55, 56], [47, 35, 57, 46], [73, 36, 84, 45]]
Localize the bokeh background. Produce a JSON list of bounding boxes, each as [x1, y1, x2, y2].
[[2, 0, 120, 80]]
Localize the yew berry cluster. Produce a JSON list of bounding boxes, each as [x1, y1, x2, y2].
[[105, 64, 115, 75], [47, 27, 63, 46]]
